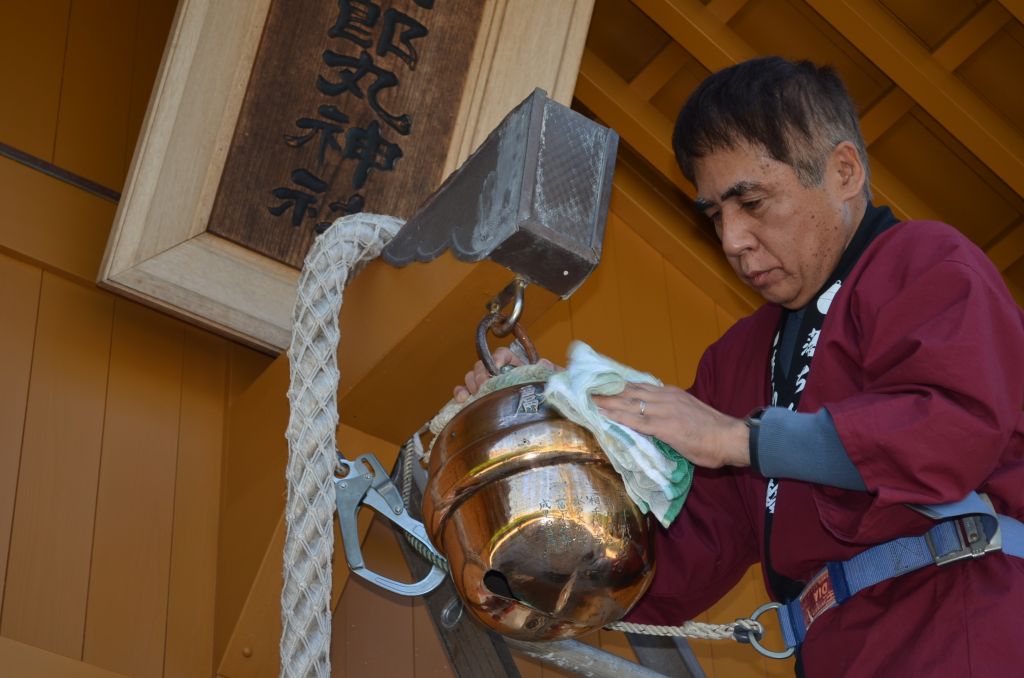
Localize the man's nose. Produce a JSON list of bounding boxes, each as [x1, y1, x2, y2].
[[719, 210, 756, 256]]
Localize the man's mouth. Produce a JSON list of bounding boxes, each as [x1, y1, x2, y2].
[[746, 269, 773, 288]]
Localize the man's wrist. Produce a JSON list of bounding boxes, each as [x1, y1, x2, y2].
[[721, 417, 752, 467], [744, 407, 765, 471]]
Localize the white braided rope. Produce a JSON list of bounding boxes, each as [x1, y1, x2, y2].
[[282, 213, 403, 678], [605, 619, 763, 641]]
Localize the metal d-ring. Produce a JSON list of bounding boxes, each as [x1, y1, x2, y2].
[[476, 313, 540, 376], [746, 602, 796, 660]]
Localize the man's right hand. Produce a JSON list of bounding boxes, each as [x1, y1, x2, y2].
[[452, 347, 559, 403], [453, 346, 521, 403]]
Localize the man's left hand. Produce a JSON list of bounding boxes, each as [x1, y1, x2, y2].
[[592, 383, 750, 469]]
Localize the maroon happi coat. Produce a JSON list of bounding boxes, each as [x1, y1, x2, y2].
[[626, 220, 1024, 677]]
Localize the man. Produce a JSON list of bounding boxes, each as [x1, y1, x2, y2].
[[457, 57, 1023, 676]]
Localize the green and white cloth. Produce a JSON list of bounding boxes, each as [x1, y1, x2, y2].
[[544, 341, 693, 527]]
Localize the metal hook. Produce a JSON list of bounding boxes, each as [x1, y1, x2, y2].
[[334, 453, 446, 597]]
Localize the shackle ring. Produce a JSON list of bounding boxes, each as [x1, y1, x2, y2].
[[476, 313, 540, 376], [489, 279, 526, 337]]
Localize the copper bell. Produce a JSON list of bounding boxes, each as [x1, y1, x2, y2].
[[422, 380, 655, 641]]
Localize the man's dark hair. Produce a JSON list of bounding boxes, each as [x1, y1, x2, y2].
[[673, 56, 871, 198]]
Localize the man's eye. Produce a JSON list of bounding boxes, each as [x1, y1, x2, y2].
[[710, 214, 723, 240], [741, 199, 762, 211]]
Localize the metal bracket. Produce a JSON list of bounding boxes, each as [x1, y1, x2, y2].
[[381, 88, 618, 298], [334, 453, 446, 596]]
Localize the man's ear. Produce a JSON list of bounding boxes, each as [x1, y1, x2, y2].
[[830, 141, 866, 201]]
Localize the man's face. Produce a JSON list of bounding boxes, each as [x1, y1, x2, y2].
[[693, 142, 853, 309]]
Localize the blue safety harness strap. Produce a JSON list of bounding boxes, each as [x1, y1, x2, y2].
[[777, 492, 1024, 649]]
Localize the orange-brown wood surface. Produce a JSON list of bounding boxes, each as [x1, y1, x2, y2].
[[83, 300, 184, 677], [213, 358, 292, 664], [0, 5, 275, 675], [163, 329, 228, 678], [54, 0, 138, 190], [0, 636, 131, 678], [1, 156, 118, 284], [1, 273, 115, 658], [0, 0, 71, 160], [0, 247, 265, 677], [0, 256, 42, 614], [126, 0, 180, 177]]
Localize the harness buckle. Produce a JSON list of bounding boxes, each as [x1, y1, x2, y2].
[[925, 512, 1002, 566]]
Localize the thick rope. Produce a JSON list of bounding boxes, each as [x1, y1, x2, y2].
[[282, 213, 403, 678]]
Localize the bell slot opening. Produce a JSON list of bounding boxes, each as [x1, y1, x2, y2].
[[483, 569, 520, 601]]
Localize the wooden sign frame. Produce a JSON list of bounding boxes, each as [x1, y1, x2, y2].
[[99, 0, 594, 352]]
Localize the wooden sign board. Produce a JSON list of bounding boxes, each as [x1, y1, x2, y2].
[[99, 0, 594, 352], [208, 0, 483, 267]]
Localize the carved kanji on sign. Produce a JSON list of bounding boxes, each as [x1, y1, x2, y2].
[[207, 0, 483, 267]]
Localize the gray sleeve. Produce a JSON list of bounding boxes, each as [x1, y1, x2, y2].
[[754, 407, 867, 491]]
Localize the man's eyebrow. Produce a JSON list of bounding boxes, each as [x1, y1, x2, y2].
[[694, 181, 766, 213], [719, 181, 764, 203]]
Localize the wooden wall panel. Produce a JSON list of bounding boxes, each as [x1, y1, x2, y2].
[[528, 296, 574, 364], [53, 0, 139, 190], [957, 21, 1024, 138], [83, 300, 184, 678], [664, 262, 719, 389], [0, 256, 255, 677], [715, 305, 738, 337], [0, 158, 117, 284], [329, 584, 349, 675], [0, 254, 42, 613], [596, 626, 640, 666], [0, 0, 70, 159], [0, 636, 131, 678], [871, 113, 1018, 246], [1, 274, 114, 658], [214, 358, 291, 664], [412, 597, 454, 677], [337, 519, 416, 677], [125, 0, 181, 176], [164, 328, 228, 678], [513, 653, 546, 677], [449, 0, 595, 172], [610, 214, 678, 383], [730, 0, 891, 110], [569, 224, 626, 360]]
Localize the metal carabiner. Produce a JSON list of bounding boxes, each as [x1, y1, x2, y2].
[[334, 453, 446, 597]]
